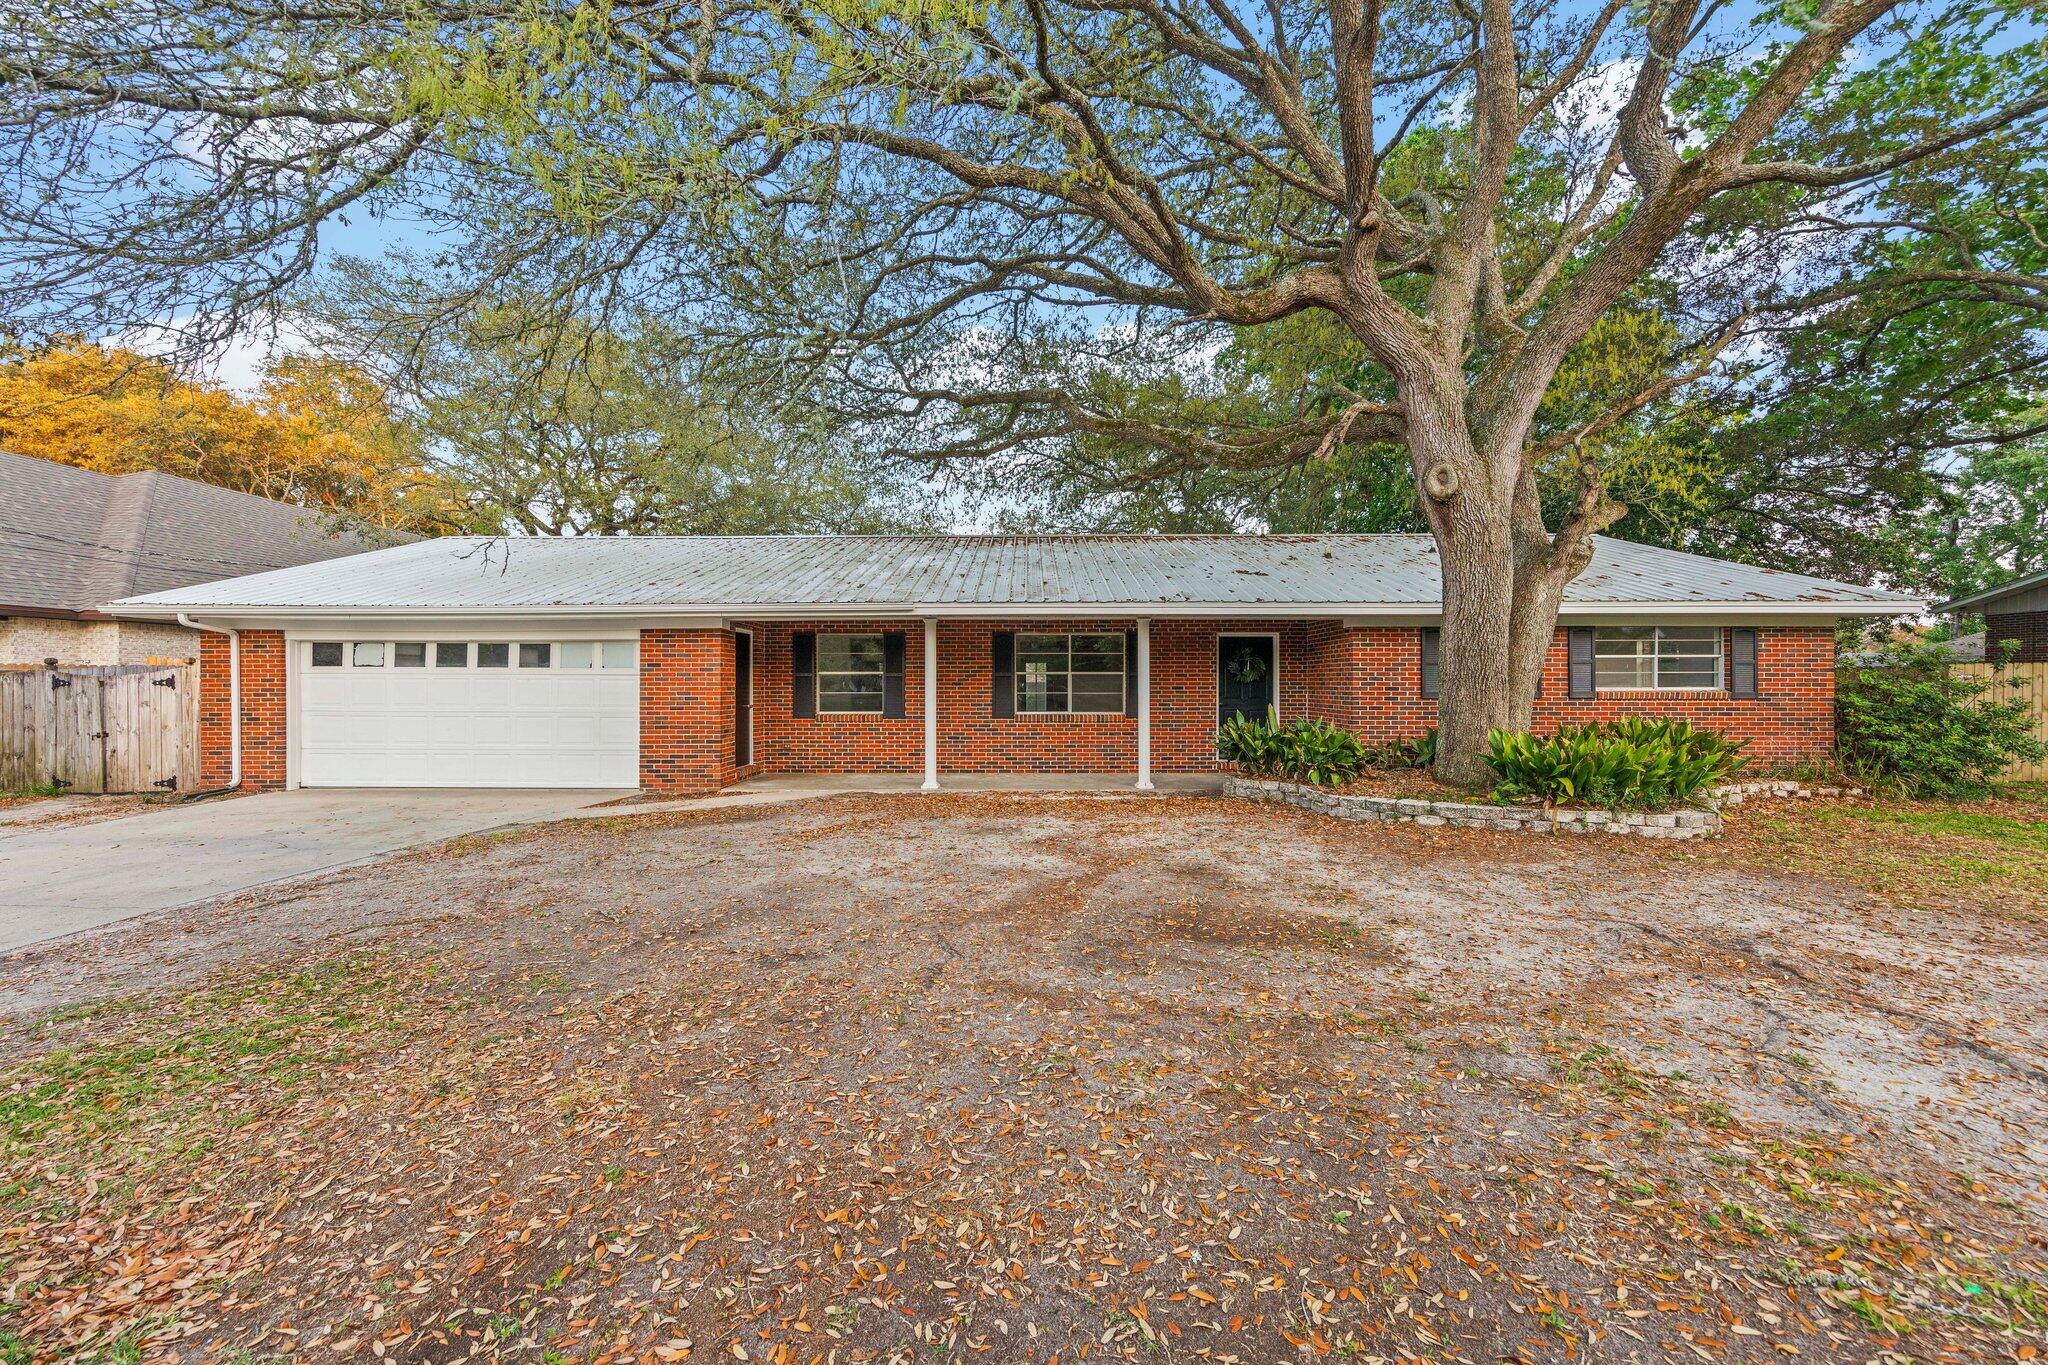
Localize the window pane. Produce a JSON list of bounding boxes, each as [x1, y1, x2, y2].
[[477, 642, 510, 668], [819, 682, 884, 713], [1017, 663, 1067, 714], [351, 642, 385, 667], [1070, 634, 1124, 672], [1071, 674, 1125, 713], [1594, 627, 1653, 689], [394, 642, 427, 668], [559, 642, 595, 669], [311, 642, 343, 667], [817, 634, 884, 671], [822, 673, 882, 696], [519, 642, 551, 668], [436, 642, 468, 669], [600, 640, 637, 669], [1656, 629, 1722, 688]]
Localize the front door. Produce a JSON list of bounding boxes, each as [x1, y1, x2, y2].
[[1217, 635, 1277, 725], [734, 631, 754, 767]]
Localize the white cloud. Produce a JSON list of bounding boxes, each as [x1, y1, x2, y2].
[[112, 315, 312, 394]]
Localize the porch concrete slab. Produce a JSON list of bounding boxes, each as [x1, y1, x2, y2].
[[729, 772, 1228, 796], [0, 788, 632, 954], [567, 772, 1227, 821]]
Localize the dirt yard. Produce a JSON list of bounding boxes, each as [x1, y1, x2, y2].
[[1, 794, 2043, 1363]]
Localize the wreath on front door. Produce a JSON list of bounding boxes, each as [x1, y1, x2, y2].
[[1225, 647, 1269, 686]]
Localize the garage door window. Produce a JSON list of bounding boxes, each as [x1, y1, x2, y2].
[[601, 640, 637, 670], [311, 642, 343, 667], [560, 642, 594, 668], [478, 643, 510, 668], [351, 642, 385, 667], [395, 642, 427, 668], [519, 643, 551, 668], [437, 643, 469, 668]]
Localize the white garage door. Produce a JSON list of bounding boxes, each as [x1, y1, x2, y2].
[[297, 638, 640, 788]]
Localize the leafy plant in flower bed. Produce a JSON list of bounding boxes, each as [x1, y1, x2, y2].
[[1369, 729, 1438, 770], [1484, 719, 1747, 809], [1215, 709, 1367, 788]]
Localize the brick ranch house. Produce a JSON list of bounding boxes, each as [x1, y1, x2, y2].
[[103, 535, 1918, 794]]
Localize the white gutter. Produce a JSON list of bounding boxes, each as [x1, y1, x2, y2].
[[177, 613, 240, 792], [112, 597, 1924, 622]]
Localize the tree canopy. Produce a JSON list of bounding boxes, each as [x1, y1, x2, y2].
[[3, 0, 2042, 779]]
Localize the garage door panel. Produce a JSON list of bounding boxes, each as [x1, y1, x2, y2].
[[298, 641, 641, 788]]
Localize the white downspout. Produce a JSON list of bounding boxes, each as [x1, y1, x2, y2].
[[177, 613, 240, 791], [1135, 618, 1154, 791], [921, 617, 940, 792]]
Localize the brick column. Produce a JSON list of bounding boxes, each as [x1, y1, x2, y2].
[[640, 627, 738, 793], [198, 628, 287, 790]]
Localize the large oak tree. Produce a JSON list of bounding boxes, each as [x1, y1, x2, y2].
[[2, 0, 2043, 781]]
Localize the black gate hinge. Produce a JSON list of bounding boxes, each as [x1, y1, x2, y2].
[[50, 675, 70, 690], [153, 675, 177, 689], [153, 775, 179, 791], [49, 775, 72, 790]]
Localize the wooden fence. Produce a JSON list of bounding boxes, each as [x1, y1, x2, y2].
[[0, 663, 200, 794], [1951, 660, 2048, 782]]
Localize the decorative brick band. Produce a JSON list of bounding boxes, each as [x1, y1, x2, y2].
[[1224, 776, 1721, 839]]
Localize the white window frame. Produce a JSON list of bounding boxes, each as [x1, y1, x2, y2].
[[1593, 626, 1725, 692], [817, 632, 886, 715], [1015, 631, 1127, 715]]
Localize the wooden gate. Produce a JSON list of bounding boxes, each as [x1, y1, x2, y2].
[[1951, 660, 2048, 781], [0, 664, 199, 794]]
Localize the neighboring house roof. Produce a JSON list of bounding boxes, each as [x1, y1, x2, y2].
[[107, 533, 1921, 619], [0, 449, 413, 619], [1935, 565, 2048, 617], [1842, 630, 1984, 666]]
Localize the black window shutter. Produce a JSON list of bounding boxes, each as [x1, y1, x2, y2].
[[991, 631, 1015, 717], [1730, 627, 1758, 698], [1123, 629, 1139, 716], [1567, 627, 1597, 698], [1419, 627, 1441, 699], [882, 631, 906, 718], [792, 631, 817, 718]]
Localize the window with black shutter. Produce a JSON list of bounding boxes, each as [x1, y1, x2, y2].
[[1419, 628, 1440, 699]]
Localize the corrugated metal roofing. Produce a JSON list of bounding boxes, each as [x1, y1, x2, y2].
[[104, 534, 1917, 615]]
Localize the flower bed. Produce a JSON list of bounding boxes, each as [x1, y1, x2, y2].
[[1225, 776, 1721, 839], [1227, 775, 1863, 838]]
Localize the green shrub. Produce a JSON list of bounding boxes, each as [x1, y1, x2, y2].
[[1215, 710, 1368, 788], [1484, 718, 1747, 809], [1836, 641, 2045, 797]]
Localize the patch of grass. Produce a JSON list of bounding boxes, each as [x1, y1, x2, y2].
[[1, 955, 400, 1209], [1807, 804, 2048, 851]]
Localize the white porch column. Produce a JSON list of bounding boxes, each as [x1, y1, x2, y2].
[[1135, 617, 1154, 791], [921, 616, 940, 792]]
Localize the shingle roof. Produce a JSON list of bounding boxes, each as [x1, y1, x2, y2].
[[0, 449, 412, 617], [107, 533, 1919, 617]]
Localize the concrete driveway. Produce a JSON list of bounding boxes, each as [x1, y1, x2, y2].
[[0, 789, 632, 954]]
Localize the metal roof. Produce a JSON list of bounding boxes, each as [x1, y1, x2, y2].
[[1, 448, 412, 617], [104, 534, 1918, 619]]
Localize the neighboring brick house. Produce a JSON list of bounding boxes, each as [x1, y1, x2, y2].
[[104, 535, 1918, 793], [0, 449, 410, 666], [1937, 568, 2048, 665]]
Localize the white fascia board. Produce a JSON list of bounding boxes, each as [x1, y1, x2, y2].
[[110, 596, 1921, 626]]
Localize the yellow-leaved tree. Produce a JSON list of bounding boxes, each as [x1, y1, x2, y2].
[[0, 340, 471, 533]]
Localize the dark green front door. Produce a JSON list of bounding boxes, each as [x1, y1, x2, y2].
[[1217, 635, 1276, 724]]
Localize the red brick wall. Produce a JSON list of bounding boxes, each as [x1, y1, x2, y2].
[[197, 629, 286, 790], [1986, 610, 2048, 664], [735, 618, 1318, 776], [640, 628, 738, 793], [1302, 623, 1836, 762]]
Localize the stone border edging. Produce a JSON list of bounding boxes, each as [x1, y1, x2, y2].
[[1708, 779, 1862, 806], [1224, 776, 1720, 840]]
